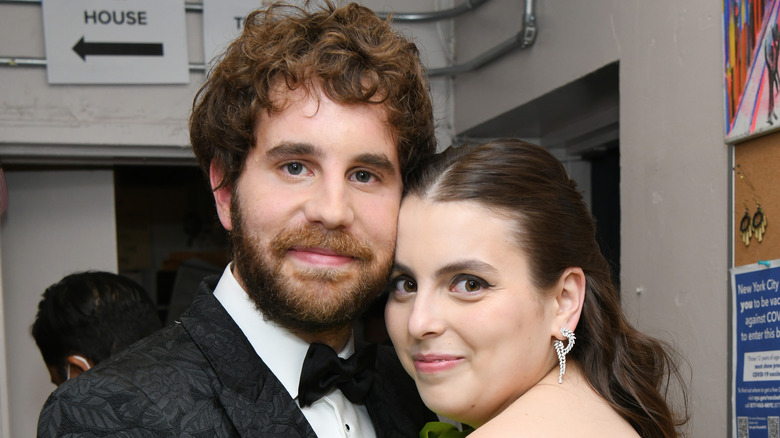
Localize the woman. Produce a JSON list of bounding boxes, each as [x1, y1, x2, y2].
[[385, 139, 688, 437]]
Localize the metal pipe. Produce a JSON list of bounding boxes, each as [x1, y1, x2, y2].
[[375, 0, 490, 22], [0, 56, 210, 73], [0, 0, 204, 11], [429, 0, 536, 77], [0, 0, 537, 77], [0, 0, 485, 19], [0, 57, 47, 67]]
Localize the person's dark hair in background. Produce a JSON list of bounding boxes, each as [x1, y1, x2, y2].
[[32, 271, 162, 386]]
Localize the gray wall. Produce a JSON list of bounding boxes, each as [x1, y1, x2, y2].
[[0, 0, 727, 436], [1, 170, 117, 438]]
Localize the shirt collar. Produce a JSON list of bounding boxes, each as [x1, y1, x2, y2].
[[213, 263, 355, 399]]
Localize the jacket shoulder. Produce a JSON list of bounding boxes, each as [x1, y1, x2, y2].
[[37, 321, 235, 436]]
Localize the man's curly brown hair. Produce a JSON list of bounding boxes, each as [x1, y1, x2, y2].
[[189, 1, 436, 190]]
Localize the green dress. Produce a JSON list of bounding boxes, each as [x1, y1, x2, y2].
[[419, 421, 474, 438]]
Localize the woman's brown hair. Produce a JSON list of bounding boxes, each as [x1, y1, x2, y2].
[[406, 139, 689, 437], [189, 1, 436, 190]]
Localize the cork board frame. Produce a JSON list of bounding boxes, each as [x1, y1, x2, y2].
[[734, 132, 780, 266]]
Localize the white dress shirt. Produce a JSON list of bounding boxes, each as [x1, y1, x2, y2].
[[213, 264, 377, 438]]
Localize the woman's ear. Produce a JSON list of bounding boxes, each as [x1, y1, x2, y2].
[[551, 267, 586, 339], [210, 160, 233, 231]]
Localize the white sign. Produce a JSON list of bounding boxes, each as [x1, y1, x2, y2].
[[202, 0, 270, 70], [42, 0, 189, 84]]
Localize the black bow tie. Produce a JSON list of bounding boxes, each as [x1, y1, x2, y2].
[[297, 342, 377, 408]]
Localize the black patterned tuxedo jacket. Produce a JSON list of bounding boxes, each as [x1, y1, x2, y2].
[[37, 276, 434, 437]]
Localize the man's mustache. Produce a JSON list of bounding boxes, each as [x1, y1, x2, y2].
[[271, 225, 375, 262]]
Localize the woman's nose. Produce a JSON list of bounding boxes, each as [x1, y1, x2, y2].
[[407, 292, 445, 339]]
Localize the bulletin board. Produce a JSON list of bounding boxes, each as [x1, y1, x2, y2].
[[732, 132, 780, 438], [734, 132, 780, 267]]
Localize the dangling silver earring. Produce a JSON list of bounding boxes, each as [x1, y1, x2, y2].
[[554, 327, 576, 383]]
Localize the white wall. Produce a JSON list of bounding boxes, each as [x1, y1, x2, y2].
[[620, 5, 726, 436], [0, 170, 117, 438], [452, 0, 726, 436], [0, 230, 10, 438]]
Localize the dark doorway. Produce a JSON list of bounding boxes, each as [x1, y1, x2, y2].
[[114, 165, 229, 322], [586, 141, 621, 289]]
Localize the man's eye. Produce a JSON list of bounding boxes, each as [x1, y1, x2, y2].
[[351, 170, 376, 183], [285, 162, 306, 175]]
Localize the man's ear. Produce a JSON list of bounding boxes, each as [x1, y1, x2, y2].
[[65, 354, 93, 379], [551, 267, 586, 339], [210, 160, 233, 231]]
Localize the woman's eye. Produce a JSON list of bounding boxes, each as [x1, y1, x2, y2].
[[391, 276, 417, 294], [351, 170, 376, 183], [284, 162, 307, 176], [452, 275, 490, 293]]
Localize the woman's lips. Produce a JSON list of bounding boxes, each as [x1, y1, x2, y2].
[[412, 353, 465, 373]]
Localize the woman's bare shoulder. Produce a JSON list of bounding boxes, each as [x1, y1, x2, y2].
[[470, 368, 639, 438]]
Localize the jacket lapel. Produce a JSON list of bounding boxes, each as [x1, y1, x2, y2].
[[180, 277, 318, 438], [364, 343, 437, 438]]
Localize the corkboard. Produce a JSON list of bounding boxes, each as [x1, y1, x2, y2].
[[734, 132, 780, 266]]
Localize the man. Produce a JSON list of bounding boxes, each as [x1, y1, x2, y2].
[[37, 2, 436, 437], [32, 271, 162, 386]]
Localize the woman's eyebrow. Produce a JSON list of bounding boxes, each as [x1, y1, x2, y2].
[[434, 259, 498, 278], [392, 261, 414, 275]]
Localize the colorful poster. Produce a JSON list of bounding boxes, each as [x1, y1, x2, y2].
[[731, 260, 780, 438], [724, 0, 780, 143]]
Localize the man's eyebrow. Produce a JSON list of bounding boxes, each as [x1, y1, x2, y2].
[[265, 142, 321, 159], [434, 259, 499, 279], [354, 153, 397, 173]]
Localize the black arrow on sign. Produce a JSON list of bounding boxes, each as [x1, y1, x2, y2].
[[72, 37, 164, 61]]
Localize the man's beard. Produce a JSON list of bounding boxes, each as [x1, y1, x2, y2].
[[230, 195, 393, 334]]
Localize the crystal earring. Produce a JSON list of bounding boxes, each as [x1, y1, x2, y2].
[[554, 327, 576, 383]]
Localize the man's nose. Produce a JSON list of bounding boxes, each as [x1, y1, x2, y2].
[[303, 176, 355, 229]]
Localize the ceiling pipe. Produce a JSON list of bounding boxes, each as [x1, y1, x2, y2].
[[0, 0, 536, 75], [0, 0, 489, 17], [0, 57, 46, 67], [428, 0, 536, 77], [374, 0, 490, 22]]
